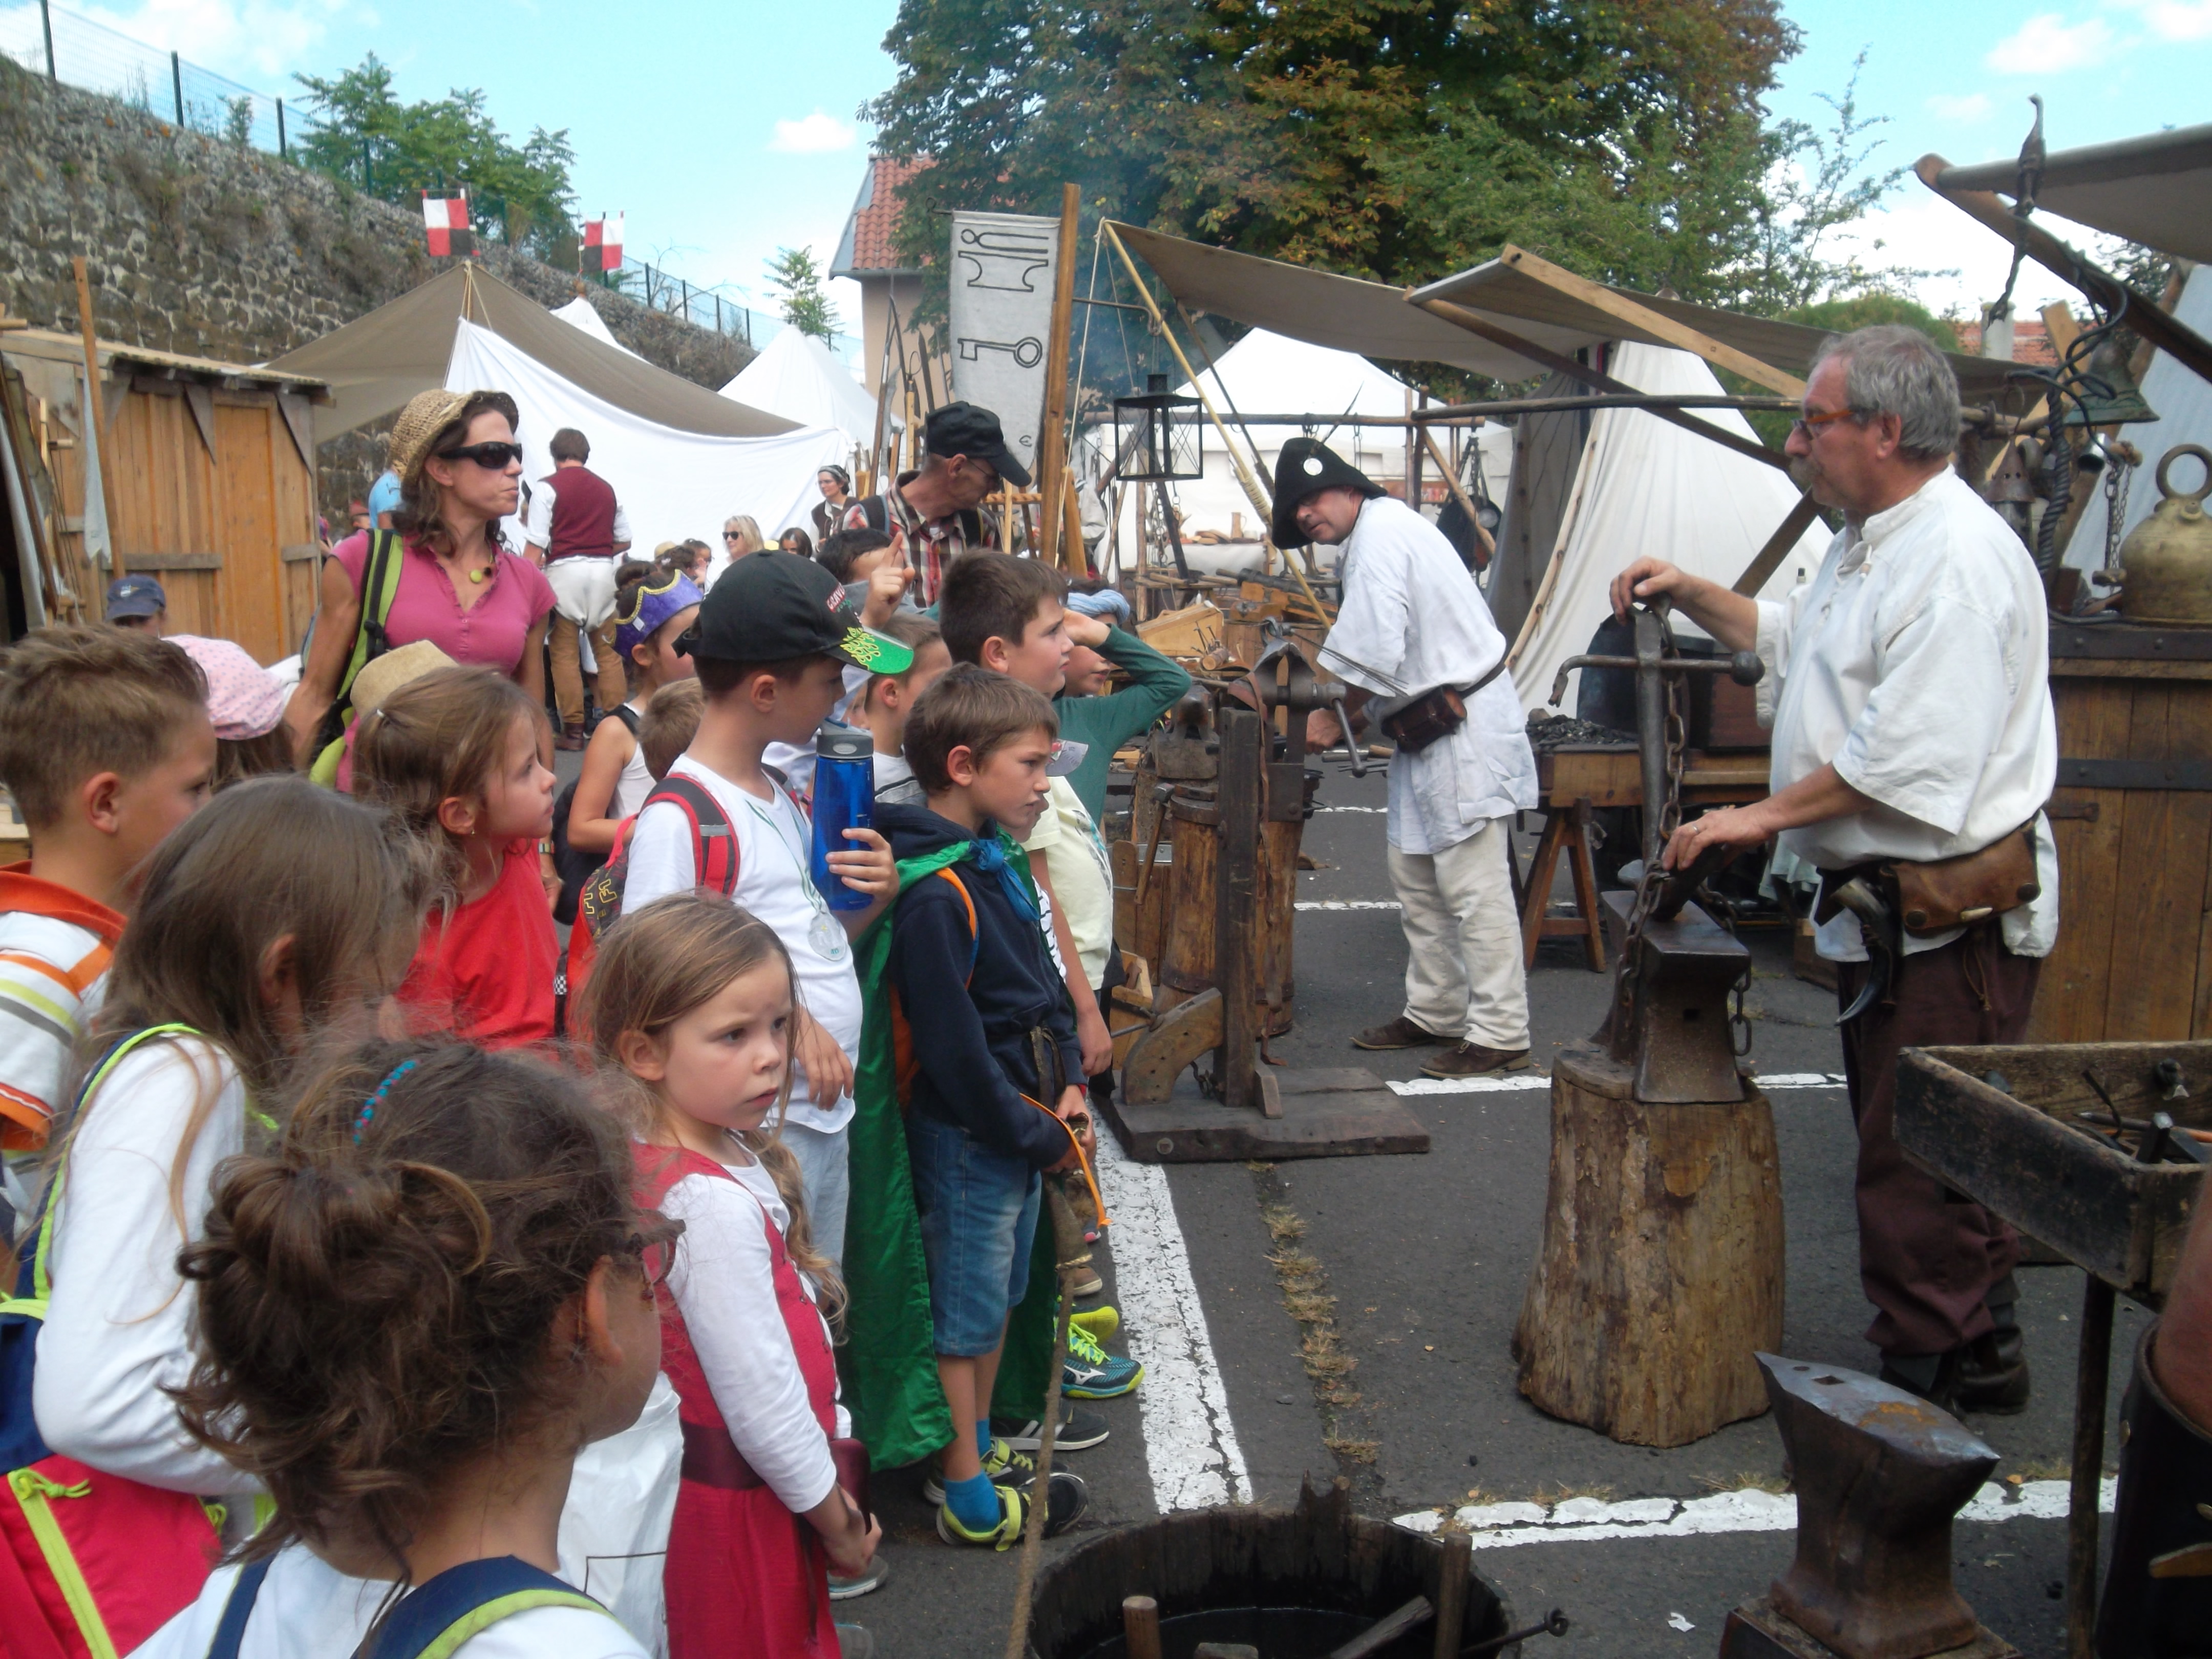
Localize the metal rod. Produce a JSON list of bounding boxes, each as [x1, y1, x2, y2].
[[40, 0, 55, 80], [1414, 393, 1797, 420], [171, 50, 183, 126], [2068, 1272, 2116, 1659], [275, 97, 285, 159], [1634, 609, 1668, 864]]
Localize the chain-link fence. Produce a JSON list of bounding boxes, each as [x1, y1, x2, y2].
[[0, 0, 863, 367]]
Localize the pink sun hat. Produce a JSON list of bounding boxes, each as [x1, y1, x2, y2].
[[171, 635, 287, 740]]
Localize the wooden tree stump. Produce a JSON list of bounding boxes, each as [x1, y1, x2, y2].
[[1514, 1041, 1785, 1447]]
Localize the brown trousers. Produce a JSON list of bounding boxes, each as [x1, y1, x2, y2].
[[1835, 924, 2039, 1358], [550, 613, 626, 732]]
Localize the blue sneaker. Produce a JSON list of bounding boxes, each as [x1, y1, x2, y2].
[[1062, 1320, 1143, 1399]]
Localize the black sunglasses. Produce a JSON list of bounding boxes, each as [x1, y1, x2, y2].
[[436, 441, 524, 469]]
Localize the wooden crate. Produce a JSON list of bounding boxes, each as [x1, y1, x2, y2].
[[2030, 625, 2212, 1043]]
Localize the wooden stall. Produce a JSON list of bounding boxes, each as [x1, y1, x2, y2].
[[0, 328, 329, 663], [2031, 623, 2212, 1043]]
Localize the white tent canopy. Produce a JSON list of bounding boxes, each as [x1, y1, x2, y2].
[[448, 318, 845, 567], [721, 327, 889, 453], [550, 296, 642, 359], [1513, 341, 1831, 715], [2066, 263, 2212, 572], [1182, 329, 1414, 441]]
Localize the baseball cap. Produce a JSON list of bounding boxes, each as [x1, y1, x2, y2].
[[924, 401, 1032, 490], [104, 575, 167, 619], [680, 552, 914, 675]]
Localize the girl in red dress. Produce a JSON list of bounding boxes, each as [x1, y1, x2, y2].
[[585, 892, 878, 1659]]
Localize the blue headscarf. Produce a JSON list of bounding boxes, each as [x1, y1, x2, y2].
[[615, 569, 705, 661]]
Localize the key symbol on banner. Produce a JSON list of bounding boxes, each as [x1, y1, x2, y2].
[[955, 336, 1046, 368]]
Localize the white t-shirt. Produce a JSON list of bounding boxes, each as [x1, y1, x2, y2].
[[614, 703, 655, 819], [137, 1552, 650, 1659], [657, 1153, 848, 1516], [1022, 777, 1113, 986], [872, 750, 922, 806], [622, 758, 862, 1134]]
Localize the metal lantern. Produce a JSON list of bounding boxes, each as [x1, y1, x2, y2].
[[1112, 373, 1202, 482]]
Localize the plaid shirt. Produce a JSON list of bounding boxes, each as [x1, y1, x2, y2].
[[843, 473, 996, 605]]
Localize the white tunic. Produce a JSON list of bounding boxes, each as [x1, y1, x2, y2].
[[1321, 497, 1539, 854], [1753, 468, 2059, 963]]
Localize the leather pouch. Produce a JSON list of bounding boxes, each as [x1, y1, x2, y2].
[[1886, 823, 2040, 935], [1373, 684, 1469, 753]]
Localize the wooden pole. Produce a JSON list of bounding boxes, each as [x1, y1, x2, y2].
[[71, 256, 119, 577], [1730, 494, 1822, 596], [1122, 1597, 1163, 1659], [2067, 1274, 2116, 1659], [1037, 183, 1081, 572], [1419, 425, 1494, 568], [1432, 1532, 1472, 1659]]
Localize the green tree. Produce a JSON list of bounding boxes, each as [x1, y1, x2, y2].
[[767, 246, 840, 344], [292, 56, 577, 260]]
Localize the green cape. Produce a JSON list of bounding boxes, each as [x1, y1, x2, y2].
[[836, 832, 1062, 1470]]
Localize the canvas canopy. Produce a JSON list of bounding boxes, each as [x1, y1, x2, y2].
[[1936, 123, 2212, 266], [1505, 341, 1832, 716], [446, 319, 845, 564], [550, 295, 643, 359], [721, 327, 890, 451], [267, 263, 795, 441]]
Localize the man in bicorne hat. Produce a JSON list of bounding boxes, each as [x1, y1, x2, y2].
[[1276, 438, 1540, 1077]]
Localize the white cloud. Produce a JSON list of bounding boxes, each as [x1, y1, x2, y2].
[[1924, 92, 1993, 122], [72, 0, 346, 82], [1986, 13, 2118, 73], [2122, 0, 2212, 40], [769, 111, 855, 155]]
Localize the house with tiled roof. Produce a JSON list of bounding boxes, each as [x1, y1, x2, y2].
[[833, 156, 944, 455]]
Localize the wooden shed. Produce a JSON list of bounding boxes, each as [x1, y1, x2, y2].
[[0, 324, 330, 663]]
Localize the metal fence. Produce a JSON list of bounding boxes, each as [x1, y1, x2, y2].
[[0, 0, 863, 366]]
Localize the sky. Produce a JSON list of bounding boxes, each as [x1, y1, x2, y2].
[[6, 0, 2210, 346]]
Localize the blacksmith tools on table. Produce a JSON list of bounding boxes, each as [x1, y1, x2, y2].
[[1719, 1355, 2019, 1659]]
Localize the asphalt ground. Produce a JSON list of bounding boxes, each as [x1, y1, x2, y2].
[[551, 737, 2121, 1659]]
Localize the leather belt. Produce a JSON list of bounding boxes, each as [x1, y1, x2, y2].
[[680, 1419, 765, 1491]]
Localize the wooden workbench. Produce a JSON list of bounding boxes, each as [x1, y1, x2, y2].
[[2031, 623, 2212, 1043], [1520, 745, 1771, 969]]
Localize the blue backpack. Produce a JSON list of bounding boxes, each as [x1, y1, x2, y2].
[[207, 1555, 615, 1659]]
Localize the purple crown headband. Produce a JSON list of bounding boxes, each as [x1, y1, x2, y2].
[[616, 571, 706, 661]]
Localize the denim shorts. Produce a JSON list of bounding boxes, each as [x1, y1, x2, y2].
[[907, 1109, 1043, 1357]]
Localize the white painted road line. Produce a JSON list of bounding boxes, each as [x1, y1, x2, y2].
[[1295, 900, 1403, 910], [1093, 1124, 1253, 1511], [1391, 1478, 2114, 1548], [1312, 804, 1389, 813], [1389, 1073, 1848, 1097]]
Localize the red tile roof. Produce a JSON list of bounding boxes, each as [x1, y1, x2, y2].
[[833, 156, 932, 278], [1953, 318, 2057, 367]]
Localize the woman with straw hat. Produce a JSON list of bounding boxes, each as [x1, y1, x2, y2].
[[282, 389, 557, 764]]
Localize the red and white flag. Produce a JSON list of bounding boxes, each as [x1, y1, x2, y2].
[[599, 213, 624, 272], [422, 192, 472, 258]]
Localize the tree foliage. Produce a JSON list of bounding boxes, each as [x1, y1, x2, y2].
[[292, 56, 577, 259], [867, 0, 1914, 326], [767, 246, 842, 344]]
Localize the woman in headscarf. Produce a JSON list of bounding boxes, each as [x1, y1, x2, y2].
[[810, 464, 854, 543]]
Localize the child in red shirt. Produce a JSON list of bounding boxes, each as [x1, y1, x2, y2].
[[352, 665, 558, 1047]]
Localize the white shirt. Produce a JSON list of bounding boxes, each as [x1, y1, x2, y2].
[[1754, 468, 2059, 963], [658, 1155, 849, 1516], [873, 750, 922, 806], [1322, 496, 1539, 853], [614, 704, 655, 819], [523, 472, 632, 556], [138, 1552, 650, 1659], [622, 758, 862, 1134], [1022, 777, 1113, 986], [35, 1037, 260, 1497]]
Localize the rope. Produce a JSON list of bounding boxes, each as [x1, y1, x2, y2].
[[1003, 1182, 1090, 1659]]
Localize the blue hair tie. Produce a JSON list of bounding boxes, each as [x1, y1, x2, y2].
[[353, 1059, 418, 1144]]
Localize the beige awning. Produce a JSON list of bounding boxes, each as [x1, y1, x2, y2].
[[1935, 124, 2212, 265], [266, 264, 797, 440]]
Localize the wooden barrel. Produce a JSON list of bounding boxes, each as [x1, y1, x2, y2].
[[1157, 787, 1299, 1036]]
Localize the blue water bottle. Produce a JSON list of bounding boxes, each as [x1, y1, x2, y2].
[[810, 722, 876, 911]]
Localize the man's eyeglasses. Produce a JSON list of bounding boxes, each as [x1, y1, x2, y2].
[[1791, 407, 1861, 440], [435, 441, 524, 470]]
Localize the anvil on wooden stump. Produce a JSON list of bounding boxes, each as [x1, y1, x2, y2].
[[1718, 1355, 2019, 1659]]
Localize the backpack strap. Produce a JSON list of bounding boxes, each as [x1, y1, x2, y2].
[[363, 1557, 607, 1659], [934, 869, 980, 985], [202, 1559, 273, 1659], [338, 530, 405, 706], [0, 1023, 201, 1320], [609, 704, 642, 736], [639, 776, 738, 897]]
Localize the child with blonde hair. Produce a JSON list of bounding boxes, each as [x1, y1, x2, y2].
[[352, 665, 559, 1048], [586, 893, 879, 1658]]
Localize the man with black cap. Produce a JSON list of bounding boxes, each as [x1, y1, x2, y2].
[[1277, 437, 1539, 1077], [843, 400, 1028, 606]]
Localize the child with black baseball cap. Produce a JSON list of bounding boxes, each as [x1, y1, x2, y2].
[[621, 554, 912, 1282]]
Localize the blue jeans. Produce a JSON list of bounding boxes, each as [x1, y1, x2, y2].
[[906, 1109, 1041, 1358]]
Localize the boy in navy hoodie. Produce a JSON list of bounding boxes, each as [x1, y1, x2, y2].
[[874, 663, 1093, 1548]]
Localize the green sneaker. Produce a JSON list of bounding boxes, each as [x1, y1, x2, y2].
[[1070, 1305, 1119, 1343], [934, 1472, 1091, 1549], [1064, 1318, 1144, 1399], [922, 1436, 1034, 1505]]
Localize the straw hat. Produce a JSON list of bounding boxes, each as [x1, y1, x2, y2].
[[385, 389, 519, 486], [351, 640, 457, 720]]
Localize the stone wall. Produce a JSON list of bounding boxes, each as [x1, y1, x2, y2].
[[0, 57, 753, 515]]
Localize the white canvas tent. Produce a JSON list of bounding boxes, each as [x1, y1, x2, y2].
[[721, 327, 889, 455], [2066, 263, 2212, 571], [1509, 341, 1831, 715], [448, 320, 845, 562], [550, 295, 642, 359]]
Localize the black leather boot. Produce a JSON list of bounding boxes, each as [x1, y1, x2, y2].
[[1955, 1272, 2031, 1413]]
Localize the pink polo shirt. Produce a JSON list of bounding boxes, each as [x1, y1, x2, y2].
[[331, 531, 555, 677]]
